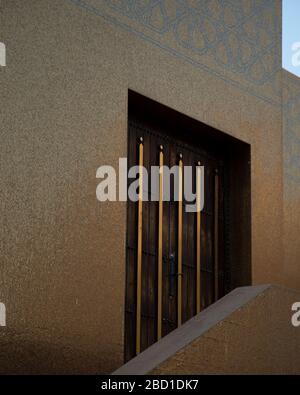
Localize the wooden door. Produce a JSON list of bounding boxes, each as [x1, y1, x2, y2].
[[125, 118, 225, 362]]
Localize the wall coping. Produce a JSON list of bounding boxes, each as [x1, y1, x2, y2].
[[112, 284, 273, 375]]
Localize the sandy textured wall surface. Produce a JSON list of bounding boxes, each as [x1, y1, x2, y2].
[[0, 0, 286, 373]]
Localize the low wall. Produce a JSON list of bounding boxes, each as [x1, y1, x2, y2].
[[113, 285, 300, 375]]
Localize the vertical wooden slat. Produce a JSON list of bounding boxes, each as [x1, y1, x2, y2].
[[177, 155, 183, 327], [157, 146, 164, 340], [196, 161, 201, 314], [214, 169, 219, 302], [136, 137, 144, 355]]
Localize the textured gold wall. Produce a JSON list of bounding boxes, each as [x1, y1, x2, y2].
[[150, 285, 300, 375], [283, 71, 300, 290], [0, 0, 294, 373], [113, 285, 300, 375]]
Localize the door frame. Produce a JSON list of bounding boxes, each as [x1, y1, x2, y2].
[[124, 90, 252, 362]]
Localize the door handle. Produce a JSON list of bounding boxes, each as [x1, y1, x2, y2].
[[169, 253, 176, 297]]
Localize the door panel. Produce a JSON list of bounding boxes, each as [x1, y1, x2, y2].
[[125, 119, 226, 362]]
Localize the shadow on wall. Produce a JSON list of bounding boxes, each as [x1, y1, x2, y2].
[[0, 327, 117, 374]]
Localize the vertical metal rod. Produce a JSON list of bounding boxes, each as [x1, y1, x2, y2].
[[136, 138, 144, 355], [214, 169, 219, 302], [177, 155, 183, 327], [196, 162, 201, 314], [157, 146, 164, 340]]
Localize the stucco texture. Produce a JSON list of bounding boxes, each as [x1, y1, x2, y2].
[[113, 285, 300, 375], [282, 70, 300, 291], [0, 0, 297, 373], [151, 285, 300, 375]]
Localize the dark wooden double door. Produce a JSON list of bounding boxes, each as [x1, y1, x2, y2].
[[125, 119, 226, 362]]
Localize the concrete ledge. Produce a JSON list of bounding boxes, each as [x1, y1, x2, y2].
[[113, 285, 274, 375]]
